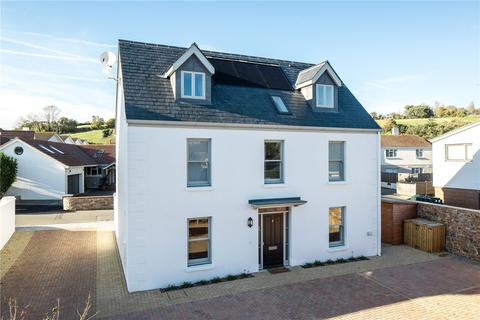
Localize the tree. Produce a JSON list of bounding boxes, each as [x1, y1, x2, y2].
[[56, 117, 78, 134], [105, 118, 115, 129], [91, 116, 105, 130], [404, 104, 434, 119], [0, 153, 17, 198], [455, 108, 467, 117], [43, 105, 60, 131], [466, 101, 476, 115]]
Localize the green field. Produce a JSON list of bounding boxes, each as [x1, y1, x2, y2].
[[69, 130, 115, 144], [376, 115, 480, 127]]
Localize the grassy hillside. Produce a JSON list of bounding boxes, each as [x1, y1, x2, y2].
[[376, 115, 480, 127], [69, 130, 115, 144]]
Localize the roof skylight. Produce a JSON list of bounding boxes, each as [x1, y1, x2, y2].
[[49, 145, 64, 154], [38, 144, 55, 154], [271, 96, 290, 114]]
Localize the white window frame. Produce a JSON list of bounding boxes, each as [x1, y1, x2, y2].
[[329, 141, 345, 182], [385, 149, 398, 158], [329, 207, 345, 248], [187, 217, 212, 266], [181, 71, 206, 99], [416, 149, 424, 158], [445, 143, 473, 161], [187, 138, 211, 187], [264, 140, 284, 184], [411, 167, 423, 174], [316, 84, 334, 108]]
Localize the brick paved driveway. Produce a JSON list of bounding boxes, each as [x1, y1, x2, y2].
[[1, 230, 479, 319]]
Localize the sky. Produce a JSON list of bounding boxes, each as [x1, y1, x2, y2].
[[1, 1, 479, 129]]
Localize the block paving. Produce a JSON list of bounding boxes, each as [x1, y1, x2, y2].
[[1, 229, 479, 319]]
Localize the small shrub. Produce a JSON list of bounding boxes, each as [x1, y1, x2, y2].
[[337, 258, 347, 263], [226, 274, 237, 281], [196, 280, 208, 286], [325, 259, 334, 265], [210, 277, 222, 283], [180, 281, 192, 288]]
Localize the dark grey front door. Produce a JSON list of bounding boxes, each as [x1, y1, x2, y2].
[[67, 174, 80, 194], [262, 213, 284, 268]]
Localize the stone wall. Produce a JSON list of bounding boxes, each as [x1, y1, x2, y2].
[[416, 202, 480, 261], [63, 195, 113, 211]]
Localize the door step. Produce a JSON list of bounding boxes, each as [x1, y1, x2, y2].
[[267, 266, 290, 274]]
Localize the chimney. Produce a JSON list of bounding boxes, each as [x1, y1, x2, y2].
[[391, 127, 399, 135]]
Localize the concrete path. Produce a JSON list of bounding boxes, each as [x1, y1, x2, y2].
[[1, 229, 479, 319]]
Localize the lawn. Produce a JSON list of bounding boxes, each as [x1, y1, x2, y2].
[[69, 130, 115, 144], [376, 115, 480, 127]]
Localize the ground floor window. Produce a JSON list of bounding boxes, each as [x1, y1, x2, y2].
[[411, 167, 423, 174], [187, 217, 211, 266], [329, 207, 345, 247]]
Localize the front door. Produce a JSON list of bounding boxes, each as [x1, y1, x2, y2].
[[262, 213, 284, 268]]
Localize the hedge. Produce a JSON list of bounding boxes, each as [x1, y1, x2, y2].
[[0, 152, 17, 198]]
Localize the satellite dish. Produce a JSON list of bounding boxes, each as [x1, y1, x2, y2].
[[100, 51, 116, 67]]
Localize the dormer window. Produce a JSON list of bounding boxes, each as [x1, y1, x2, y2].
[[181, 71, 205, 99], [316, 84, 334, 108]]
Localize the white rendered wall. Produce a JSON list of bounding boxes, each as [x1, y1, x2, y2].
[[0, 197, 15, 250], [433, 124, 480, 190], [2, 140, 67, 200], [121, 125, 380, 292], [381, 147, 432, 172]]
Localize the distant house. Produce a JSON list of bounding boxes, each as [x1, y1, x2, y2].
[[34, 132, 64, 143], [0, 129, 35, 140], [78, 144, 116, 189], [431, 121, 480, 209], [381, 132, 432, 174], [61, 135, 76, 144], [74, 138, 87, 145], [0, 137, 116, 200]]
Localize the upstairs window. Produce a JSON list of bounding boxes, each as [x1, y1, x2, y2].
[[271, 96, 290, 114], [329, 141, 345, 181], [385, 149, 397, 158], [264, 141, 284, 184], [181, 71, 205, 99], [316, 84, 334, 108], [187, 139, 211, 187], [445, 144, 472, 161], [416, 149, 424, 158]]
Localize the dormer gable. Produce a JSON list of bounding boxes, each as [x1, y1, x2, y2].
[[164, 43, 214, 105], [296, 61, 342, 111]]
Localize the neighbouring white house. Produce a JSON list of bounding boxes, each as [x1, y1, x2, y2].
[[115, 40, 381, 292], [431, 121, 480, 209], [381, 131, 432, 174], [61, 135, 76, 144], [0, 136, 116, 200]]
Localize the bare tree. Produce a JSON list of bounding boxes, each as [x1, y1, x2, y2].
[[43, 105, 61, 131]]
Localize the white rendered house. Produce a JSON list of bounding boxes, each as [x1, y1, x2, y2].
[[381, 133, 432, 174], [431, 121, 480, 209], [115, 40, 381, 292]]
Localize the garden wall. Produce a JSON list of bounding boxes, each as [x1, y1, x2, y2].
[[416, 202, 480, 261], [63, 195, 113, 211], [0, 196, 15, 250]]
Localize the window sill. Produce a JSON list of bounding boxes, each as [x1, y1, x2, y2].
[[327, 246, 348, 253], [185, 263, 215, 272], [328, 181, 347, 185], [262, 183, 288, 188], [185, 186, 214, 192]]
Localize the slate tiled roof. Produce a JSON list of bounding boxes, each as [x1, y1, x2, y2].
[[79, 144, 116, 165], [0, 130, 35, 140], [34, 132, 58, 141], [381, 135, 431, 148], [119, 40, 380, 130], [24, 139, 98, 166], [295, 62, 326, 85]]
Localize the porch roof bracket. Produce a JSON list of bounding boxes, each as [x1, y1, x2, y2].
[[248, 197, 307, 209]]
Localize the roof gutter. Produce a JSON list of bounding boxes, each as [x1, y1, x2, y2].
[[127, 119, 381, 133]]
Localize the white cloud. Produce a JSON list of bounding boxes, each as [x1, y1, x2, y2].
[[11, 31, 115, 48], [0, 49, 98, 63]]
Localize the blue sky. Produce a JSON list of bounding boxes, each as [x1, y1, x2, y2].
[[1, 1, 479, 129]]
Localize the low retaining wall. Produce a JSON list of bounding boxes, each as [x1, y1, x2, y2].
[[0, 197, 16, 250], [63, 195, 113, 211], [416, 202, 480, 261], [397, 181, 434, 197]]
